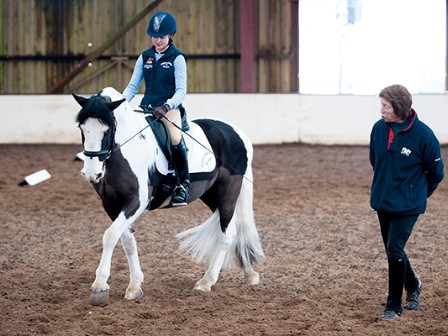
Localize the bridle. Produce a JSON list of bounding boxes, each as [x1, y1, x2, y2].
[[80, 113, 152, 161], [80, 116, 118, 161]]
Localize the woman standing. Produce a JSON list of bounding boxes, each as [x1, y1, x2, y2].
[[369, 84, 444, 320], [123, 11, 189, 206]]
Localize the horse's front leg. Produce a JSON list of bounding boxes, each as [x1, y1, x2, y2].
[[121, 227, 144, 300], [90, 211, 141, 306]]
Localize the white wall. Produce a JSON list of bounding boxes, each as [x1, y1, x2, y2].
[[1, 93, 447, 145]]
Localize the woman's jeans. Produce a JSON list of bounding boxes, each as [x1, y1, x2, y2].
[[377, 212, 421, 312]]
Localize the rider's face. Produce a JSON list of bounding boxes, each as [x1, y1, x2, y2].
[[152, 35, 170, 53]]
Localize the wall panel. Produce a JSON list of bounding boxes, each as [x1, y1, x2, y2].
[[0, 0, 296, 94]]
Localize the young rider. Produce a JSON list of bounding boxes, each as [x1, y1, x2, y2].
[[122, 12, 189, 206]]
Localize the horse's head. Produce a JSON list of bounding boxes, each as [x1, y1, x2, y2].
[[74, 90, 126, 183]]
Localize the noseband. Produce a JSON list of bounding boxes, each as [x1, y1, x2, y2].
[[83, 149, 112, 158]]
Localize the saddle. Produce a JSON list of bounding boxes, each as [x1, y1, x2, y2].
[[134, 106, 217, 209], [134, 106, 216, 177], [138, 105, 190, 170]]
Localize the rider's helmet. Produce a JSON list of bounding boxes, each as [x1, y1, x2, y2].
[[147, 12, 177, 37]]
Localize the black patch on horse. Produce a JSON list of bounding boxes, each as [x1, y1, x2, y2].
[[75, 92, 118, 127]]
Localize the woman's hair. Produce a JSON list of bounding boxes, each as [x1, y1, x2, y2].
[[379, 84, 413, 120]]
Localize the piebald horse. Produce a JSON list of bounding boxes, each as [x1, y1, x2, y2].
[[73, 87, 264, 305]]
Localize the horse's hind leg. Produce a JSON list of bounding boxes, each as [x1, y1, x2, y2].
[[194, 250, 227, 291], [242, 262, 260, 285], [121, 227, 144, 300], [194, 215, 237, 292]]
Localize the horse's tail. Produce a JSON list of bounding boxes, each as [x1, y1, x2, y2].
[[231, 164, 265, 268], [176, 129, 263, 274], [176, 164, 264, 270]]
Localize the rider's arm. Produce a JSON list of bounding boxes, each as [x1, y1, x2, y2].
[[165, 55, 187, 110], [122, 55, 144, 102]]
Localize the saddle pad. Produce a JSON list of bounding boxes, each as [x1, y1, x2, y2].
[[154, 120, 216, 176]]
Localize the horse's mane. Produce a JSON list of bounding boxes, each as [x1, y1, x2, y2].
[[76, 90, 116, 127]]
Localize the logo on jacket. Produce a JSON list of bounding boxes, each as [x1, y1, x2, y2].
[[401, 147, 412, 157], [160, 61, 173, 69], [144, 57, 154, 69]]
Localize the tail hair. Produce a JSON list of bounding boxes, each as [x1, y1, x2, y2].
[[234, 165, 265, 267], [176, 164, 264, 269]]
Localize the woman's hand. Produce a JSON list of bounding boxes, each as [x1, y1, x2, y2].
[[153, 104, 170, 119]]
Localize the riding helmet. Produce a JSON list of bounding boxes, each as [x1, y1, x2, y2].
[[147, 12, 177, 37]]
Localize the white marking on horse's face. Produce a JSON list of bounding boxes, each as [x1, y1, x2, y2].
[[80, 118, 109, 183]]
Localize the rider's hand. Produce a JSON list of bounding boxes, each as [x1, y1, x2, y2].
[[153, 104, 170, 120]]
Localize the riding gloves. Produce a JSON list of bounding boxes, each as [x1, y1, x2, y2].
[[153, 104, 170, 120]]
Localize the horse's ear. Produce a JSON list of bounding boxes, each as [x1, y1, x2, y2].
[[72, 93, 89, 107], [106, 98, 127, 111]]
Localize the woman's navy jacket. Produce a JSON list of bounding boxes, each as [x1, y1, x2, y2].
[[369, 110, 444, 214], [140, 44, 184, 108]]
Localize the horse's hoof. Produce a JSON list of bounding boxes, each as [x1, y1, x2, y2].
[[246, 272, 260, 286], [125, 289, 143, 301], [90, 289, 109, 306], [193, 282, 211, 292]]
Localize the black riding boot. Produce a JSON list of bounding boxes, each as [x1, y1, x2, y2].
[[385, 258, 406, 315], [170, 138, 190, 206]]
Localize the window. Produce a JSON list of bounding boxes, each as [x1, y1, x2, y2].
[[299, 0, 446, 94]]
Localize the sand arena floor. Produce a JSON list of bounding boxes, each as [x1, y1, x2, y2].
[[0, 143, 447, 335]]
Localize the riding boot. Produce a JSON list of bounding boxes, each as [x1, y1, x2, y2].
[[170, 138, 190, 206], [403, 256, 418, 292], [385, 258, 406, 315]]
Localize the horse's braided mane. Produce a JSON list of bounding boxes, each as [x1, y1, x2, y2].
[[76, 92, 115, 127]]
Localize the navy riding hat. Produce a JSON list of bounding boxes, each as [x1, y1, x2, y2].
[[147, 12, 177, 37]]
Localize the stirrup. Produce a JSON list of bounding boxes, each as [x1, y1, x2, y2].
[[171, 185, 188, 206]]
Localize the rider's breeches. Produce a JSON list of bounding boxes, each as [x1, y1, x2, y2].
[[161, 108, 182, 145]]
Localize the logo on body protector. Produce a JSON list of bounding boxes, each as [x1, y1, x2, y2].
[[160, 62, 173, 69], [401, 147, 412, 157], [144, 57, 154, 69]]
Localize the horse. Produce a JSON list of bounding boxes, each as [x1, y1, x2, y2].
[[73, 87, 264, 305]]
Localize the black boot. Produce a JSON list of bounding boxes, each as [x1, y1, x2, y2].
[[381, 258, 405, 319], [170, 138, 190, 206], [405, 277, 422, 310]]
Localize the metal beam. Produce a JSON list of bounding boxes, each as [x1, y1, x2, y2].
[[291, 0, 299, 92], [47, 0, 164, 94], [240, 0, 256, 93]]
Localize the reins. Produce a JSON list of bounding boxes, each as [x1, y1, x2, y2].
[[114, 123, 152, 153], [97, 109, 255, 186]]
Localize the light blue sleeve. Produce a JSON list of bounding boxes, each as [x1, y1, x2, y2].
[[165, 55, 187, 109], [122, 55, 144, 102]]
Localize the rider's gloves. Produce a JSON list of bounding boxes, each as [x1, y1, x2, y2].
[[153, 104, 170, 120]]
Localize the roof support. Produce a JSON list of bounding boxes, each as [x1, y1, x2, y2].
[[240, 0, 256, 93], [47, 0, 164, 94], [446, 0, 448, 92], [291, 0, 299, 92]]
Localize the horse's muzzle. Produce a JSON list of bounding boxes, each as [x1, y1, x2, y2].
[[81, 170, 104, 184]]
